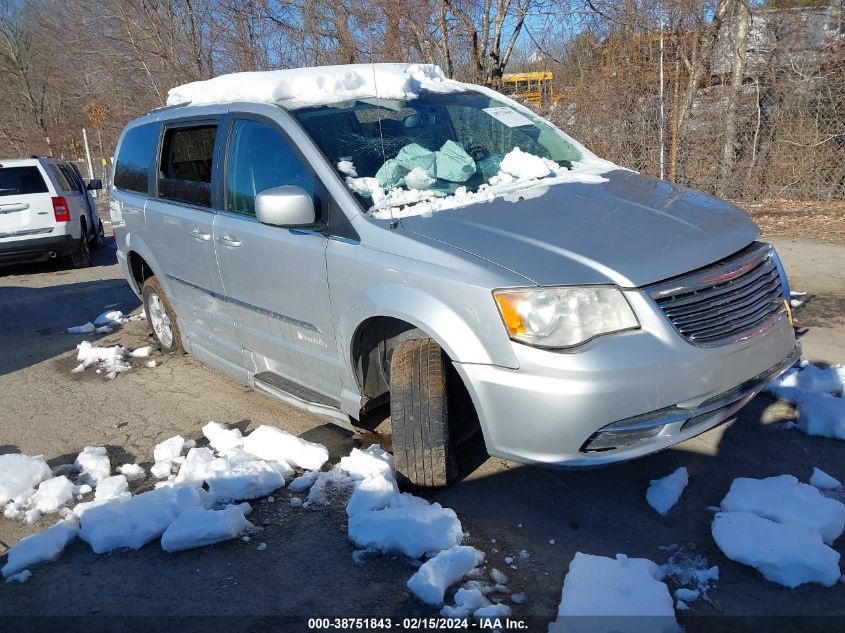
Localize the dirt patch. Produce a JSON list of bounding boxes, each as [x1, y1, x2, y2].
[[739, 199, 845, 245]]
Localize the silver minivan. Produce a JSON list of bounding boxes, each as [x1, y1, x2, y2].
[[112, 64, 799, 487]]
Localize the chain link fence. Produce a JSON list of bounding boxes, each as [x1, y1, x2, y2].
[[544, 5, 844, 204]]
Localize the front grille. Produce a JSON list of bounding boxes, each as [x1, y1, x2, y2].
[[648, 242, 787, 346]]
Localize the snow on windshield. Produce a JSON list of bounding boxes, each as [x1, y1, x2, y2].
[[168, 63, 619, 219]]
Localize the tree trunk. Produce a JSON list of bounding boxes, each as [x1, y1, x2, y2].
[[717, 0, 750, 198]]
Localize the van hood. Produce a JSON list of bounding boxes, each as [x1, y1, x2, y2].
[[398, 170, 760, 287]]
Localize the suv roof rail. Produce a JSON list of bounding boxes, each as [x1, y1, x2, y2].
[[148, 101, 192, 114]]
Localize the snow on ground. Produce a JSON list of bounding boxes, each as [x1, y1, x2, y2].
[[712, 512, 841, 588], [1, 517, 79, 578], [160, 506, 250, 552], [719, 475, 845, 544], [80, 486, 205, 554], [766, 361, 845, 440], [0, 453, 52, 505], [549, 552, 679, 633], [659, 546, 719, 606], [241, 425, 329, 471], [74, 446, 111, 487], [1, 426, 505, 619], [67, 309, 146, 335], [712, 474, 845, 587], [117, 463, 145, 482], [407, 545, 485, 605], [646, 467, 688, 515], [810, 467, 842, 490]]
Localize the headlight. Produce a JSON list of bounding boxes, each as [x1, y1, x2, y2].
[[494, 286, 639, 348]]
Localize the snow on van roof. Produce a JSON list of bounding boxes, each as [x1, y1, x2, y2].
[[166, 63, 464, 109]]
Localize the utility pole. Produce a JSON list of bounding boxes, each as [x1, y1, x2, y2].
[[659, 20, 665, 181], [82, 128, 96, 197]]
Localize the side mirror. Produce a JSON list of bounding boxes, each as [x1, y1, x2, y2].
[[255, 185, 315, 227], [86, 179, 103, 191]]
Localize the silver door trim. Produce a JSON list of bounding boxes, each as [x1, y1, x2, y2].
[[165, 273, 321, 333]]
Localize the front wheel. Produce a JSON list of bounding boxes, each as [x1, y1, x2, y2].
[[142, 276, 184, 354], [389, 338, 457, 488]]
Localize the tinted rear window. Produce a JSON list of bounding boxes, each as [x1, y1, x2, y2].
[[0, 166, 48, 197], [114, 123, 160, 194], [158, 125, 217, 207]]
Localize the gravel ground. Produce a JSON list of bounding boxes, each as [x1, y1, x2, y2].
[[1, 222, 843, 632]]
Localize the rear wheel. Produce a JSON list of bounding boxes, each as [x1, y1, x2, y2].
[[91, 218, 105, 250], [389, 338, 457, 488], [142, 276, 184, 354], [67, 220, 92, 268]]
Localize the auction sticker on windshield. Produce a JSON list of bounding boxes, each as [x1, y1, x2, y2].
[[482, 107, 533, 128]]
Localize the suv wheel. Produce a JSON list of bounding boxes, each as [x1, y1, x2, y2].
[[142, 276, 184, 354], [67, 221, 93, 268], [91, 218, 105, 250], [389, 338, 457, 488]]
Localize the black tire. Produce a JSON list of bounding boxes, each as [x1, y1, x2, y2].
[[91, 218, 105, 250], [390, 338, 457, 488], [67, 220, 92, 268], [142, 276, 184, 354]]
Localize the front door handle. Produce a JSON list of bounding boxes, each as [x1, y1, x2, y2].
[[190, 228, 212, 242], [217, 234, 241, 247]]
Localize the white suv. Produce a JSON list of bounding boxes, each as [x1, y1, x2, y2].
[[0, 157, 104, 267]]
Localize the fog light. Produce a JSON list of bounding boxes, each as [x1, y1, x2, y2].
[[582, 425, 665, 452]]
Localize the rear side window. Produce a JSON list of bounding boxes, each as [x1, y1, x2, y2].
[[0, 166, 48, 197], [158, 125, 217, 207], [48, 165, 73, 192], [59, 165, 84, 193], [114, 123, 159, 194]]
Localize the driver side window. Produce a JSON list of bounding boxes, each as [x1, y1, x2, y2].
[[225, 119, 315, 217]]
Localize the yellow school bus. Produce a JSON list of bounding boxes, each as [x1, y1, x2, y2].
[[500, 71, 554, 108]]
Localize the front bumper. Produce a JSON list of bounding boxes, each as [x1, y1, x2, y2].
[[453, 291, 798, 467]]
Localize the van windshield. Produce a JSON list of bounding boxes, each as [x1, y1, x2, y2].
[[291, 90, 610, 219]]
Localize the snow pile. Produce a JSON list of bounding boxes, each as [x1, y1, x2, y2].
[[493, 147, 558, 181], [167, 63, 459, 109], [549, 552, 679, 632], [766, 361, 845, 440], [719, 475, 845, 544], [21, 476, 76, 521], [339, 445, 394, 480], [712, 474, 845, 587], [151, 435, 185, 478], [441, 587, 491, 618], [810, 467, 842, 490], [241, 425, 329, 471], [67, 322, 95, 334], [160, 506, 250, 552], [2, 517, 79, 578], [203, 421, 244, 454], [646, 467, 689, 516], [74, 446, 111, 487], [348, 493, 463, 559], [407, 545, 485, 605], [67, 309, 145, 335], [94, 475, 130, 501], [336, 445, 491, 611], [117, 463, 145, 482], [712, 512, 840, 588], [71, 341, 130, 379], [79, 485, 204, 554], [0, 453, 52, 505]]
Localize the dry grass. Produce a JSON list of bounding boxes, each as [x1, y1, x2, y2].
[[738, 199, 845, 245]]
